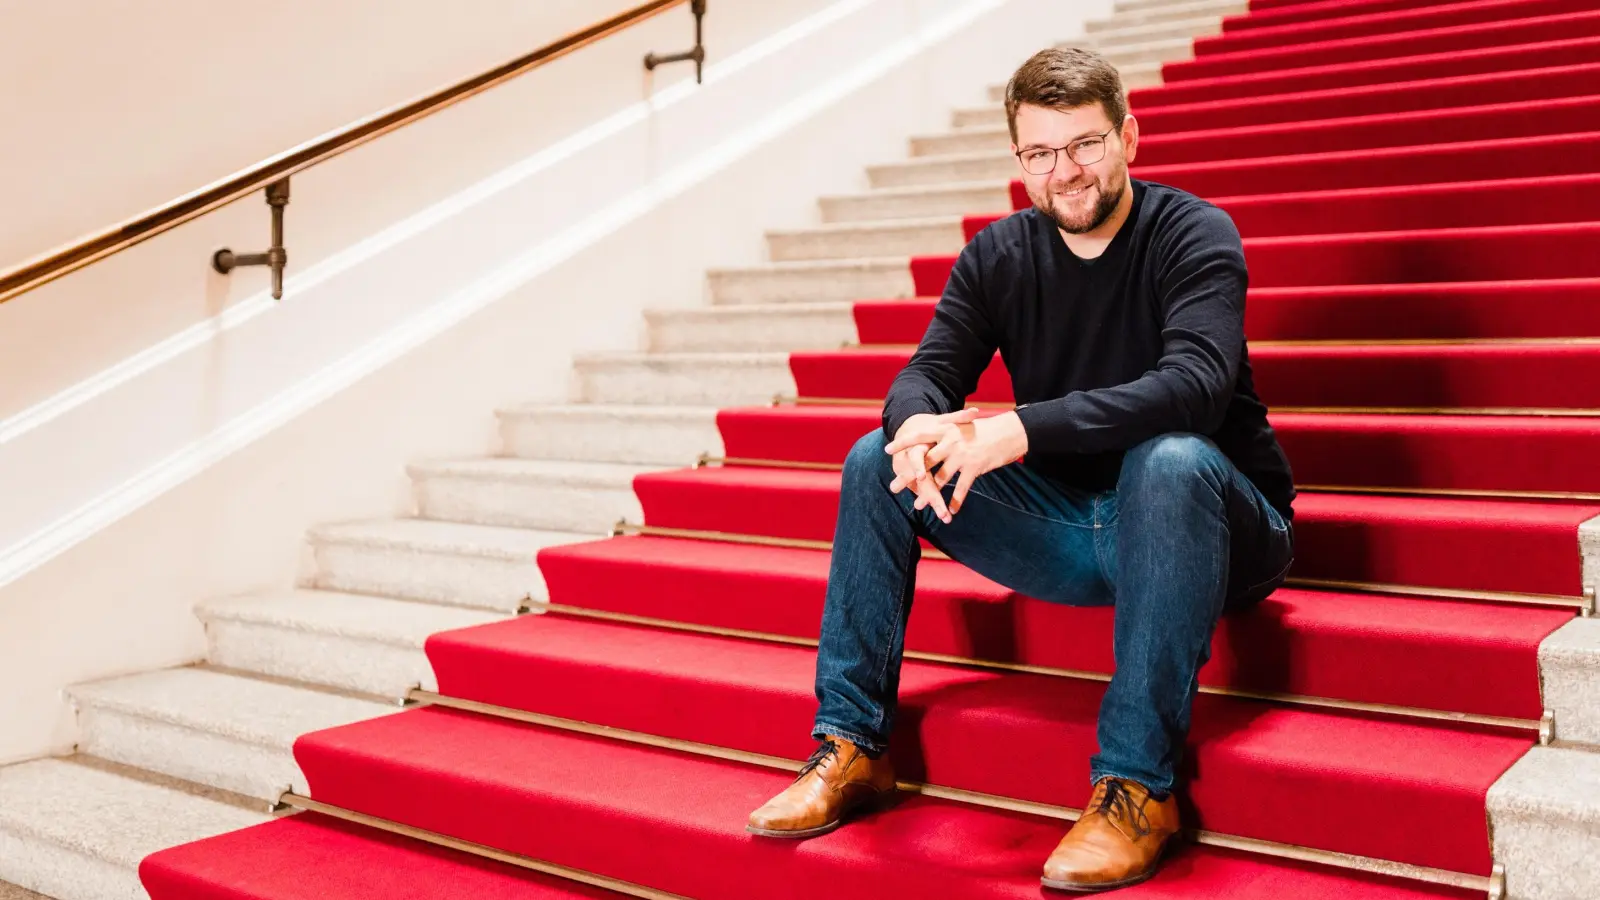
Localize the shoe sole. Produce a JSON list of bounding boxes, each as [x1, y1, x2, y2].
[[744, 788, 899, 839], [1039, 833, 1177, 893], [1040, 868, 1160, 893]]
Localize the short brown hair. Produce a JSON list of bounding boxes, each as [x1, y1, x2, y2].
[[1004, 47, 1127, 144]]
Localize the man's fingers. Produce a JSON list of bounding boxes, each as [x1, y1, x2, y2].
[[887, 410, 976, 454], [889, 446, 929, 492], [949, 467, 980, 515], [907, 445, 928, 479], [918, 477, 952, 523], [925, 434, 957, 469], [886, 430, 941, 455], [906, 470, 950, 522]]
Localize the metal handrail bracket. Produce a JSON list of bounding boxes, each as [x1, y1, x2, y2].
[[645, 0, 708, 83]]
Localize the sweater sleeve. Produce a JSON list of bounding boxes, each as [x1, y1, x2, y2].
[[1012, 205, 1247, 455], [881, 238, 1001, 441]]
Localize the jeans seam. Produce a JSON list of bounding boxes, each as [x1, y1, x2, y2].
[[967, 482, 1094, 530], [868, 531, 920, 735]]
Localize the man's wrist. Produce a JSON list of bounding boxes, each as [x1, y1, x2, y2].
[[996, 410, 1029, 457]]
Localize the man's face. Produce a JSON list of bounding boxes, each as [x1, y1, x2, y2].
[[1011, 102, 1137, 235]]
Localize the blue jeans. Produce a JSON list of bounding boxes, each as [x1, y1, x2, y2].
[[812, 430, 1295, 796]]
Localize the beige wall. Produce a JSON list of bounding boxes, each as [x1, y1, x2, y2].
[[0, 0, 829, 421], [0, 0, 1104, 764], [2, 0, 665, 266]]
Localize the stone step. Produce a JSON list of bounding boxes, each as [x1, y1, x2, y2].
[[1088, 0, 1246, 32], [1084, 14, 1224, 51], [500, 404, 723, 466], [408, 457, 653, 533], [1541, 617, 1600, 747], [949, 104, 1007, 130], [308, 518, 593, 612], [867, 150, 1013, 189], [767, 216, 967, 261], [818, 180, 1011, 223], [0, 759, 267, 900], [1584, 515, 1599, 592], [573, 351, 795, 407], [67, 667, 395, 804], [913, 125, 1009, 157], [1078, 35, 1197, 68], [197, 588, 502, 698], [1487, 745, 1600, 900], [1122, 60, 1169, 90], [984, 58, 1163, 102], [643, 301, 857, 353], [1114, 0, 1229, 14], [707, 256, 915, 304]]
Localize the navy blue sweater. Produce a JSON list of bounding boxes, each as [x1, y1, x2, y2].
[[881, 178, 1295, 519]]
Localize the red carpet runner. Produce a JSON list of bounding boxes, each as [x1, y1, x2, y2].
[[143, 0, 1598, 896]]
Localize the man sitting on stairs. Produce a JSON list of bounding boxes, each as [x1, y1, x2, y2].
[[745, 46, 1298, 892]]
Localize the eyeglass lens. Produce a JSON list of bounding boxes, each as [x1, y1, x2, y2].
[[1021, 138, 1107, 175]]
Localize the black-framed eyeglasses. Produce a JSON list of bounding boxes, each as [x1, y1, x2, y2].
[[1015, 125, 1119, 175]]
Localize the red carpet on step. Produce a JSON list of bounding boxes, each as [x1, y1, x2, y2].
[[1166, 8, 1600, 80], [1139, 34, 1600, 104], [286, 708, 1481, 900], [535, 534, 1565, 719], [714, 404, 1600, 495], [789, 343, 1600, 409], [423, 613, 1527, 873], [856, 282, 1600, 342], [981, 173, 1600, 239], [140, 813, 616, 899], [632, 466, 1600, 596]]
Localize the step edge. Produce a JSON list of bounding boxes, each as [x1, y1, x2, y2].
[[380, 691, 1497, 893]]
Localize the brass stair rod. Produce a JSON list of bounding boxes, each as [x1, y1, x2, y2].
[[212, 178, 290, 299]]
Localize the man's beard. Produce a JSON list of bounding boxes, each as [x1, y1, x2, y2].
[[1033, 171, 1125, 235]]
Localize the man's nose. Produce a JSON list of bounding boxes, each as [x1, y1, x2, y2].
[[1050, 151, 1086, 179]]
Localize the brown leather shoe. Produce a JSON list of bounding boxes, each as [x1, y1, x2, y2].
[[746, 736, 896, 838], [1041, 777, 1181, 892]]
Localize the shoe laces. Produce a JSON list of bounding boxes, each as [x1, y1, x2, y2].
[[1091, 778, 1153, 842], [797, 739, 843, 781]]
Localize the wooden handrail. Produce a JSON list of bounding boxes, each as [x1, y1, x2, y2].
[[0, 0, 694, 306]]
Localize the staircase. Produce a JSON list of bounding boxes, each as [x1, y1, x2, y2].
[[5, 0, 1600, 897]]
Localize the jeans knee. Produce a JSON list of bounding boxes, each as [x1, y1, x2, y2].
[[843, 429, 895, 489], [1122, 433, 1226, 493]]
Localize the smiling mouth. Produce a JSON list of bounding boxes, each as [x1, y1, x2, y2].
[[1056, 184, 1092, 198]]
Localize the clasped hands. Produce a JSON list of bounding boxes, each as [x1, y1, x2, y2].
[[884, 407, 1029, 524]]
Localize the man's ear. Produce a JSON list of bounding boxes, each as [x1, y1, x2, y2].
[[1120, 113, 1140, 165]]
